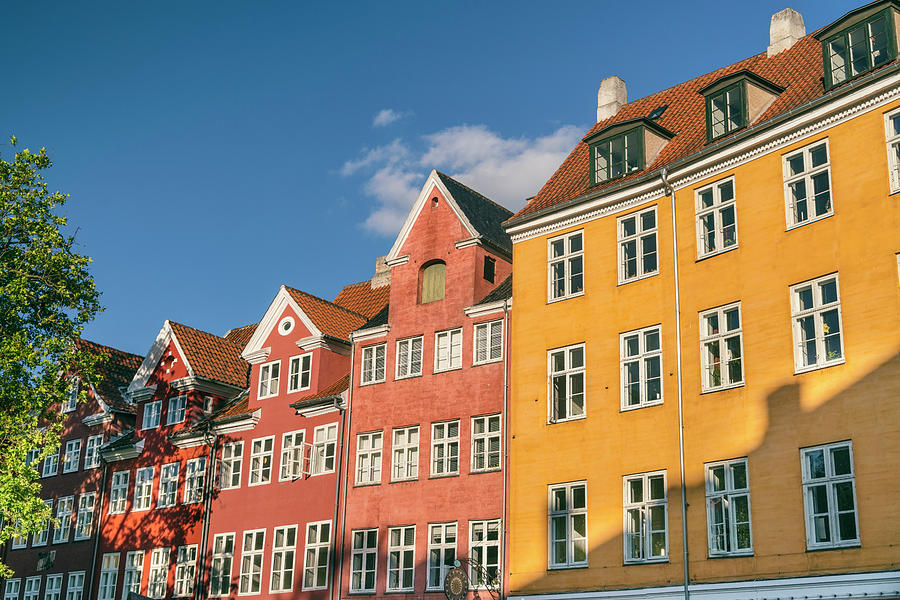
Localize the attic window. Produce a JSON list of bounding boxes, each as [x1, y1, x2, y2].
[[483, 256, 496, 283], [822, 8, 895, 89], [647, 105, 668, 120], [707, 83, 745, 140], [700, 71, 783, 142], [278, 316, 295, 336], [420, 261, 446, 303], [591, 127, 643, 184]]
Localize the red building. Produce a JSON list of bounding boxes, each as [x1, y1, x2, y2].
[[2, 339, 142, 600], [337, 171, 512, 600]]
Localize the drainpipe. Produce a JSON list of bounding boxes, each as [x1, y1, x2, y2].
[[195, 425, 219, 600], [333, 344, 356, 600], [500, 298, 511, 600], [87, 450, 110, 600], [661, 168, 690, 600]]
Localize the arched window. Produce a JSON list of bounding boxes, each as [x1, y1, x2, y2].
[[421, 261, 446, 303]]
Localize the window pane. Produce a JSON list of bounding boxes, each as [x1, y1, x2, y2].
[[806, 449, 826, 479], [831, 446, 852, 476], [649, 475, 665, 500]]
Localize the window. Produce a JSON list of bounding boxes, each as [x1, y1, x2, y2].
[[184, 458, 205, 504], [434, 328, 462, 372], [706, 83, 745, 140], [74, 493, 95, 540], [801, 441, 859, 549], [696, 177, 737, 257], [203, 396, 215, 415], [134, 467, 154, 511], [421, 261, 446, 303], [287, 354, 312, 392], [483, 256, 496, 283], [431, 421, 459, 477], [355, 431, 382, 485], [44, 574, 62, 600], [590, 128, 642, 184], [142, 400, 161, 430], [387, 526, 415, 592], [823, 9, 894, 89], [548, 231, 584, 301], [548, 343, 585, 422], [791, 274, 844, 372], [4, 580, 20, 600], [270, 525, 297, 593], [64, 573, 84, 600], [471, 414, 501, 473], [42, 447, 59, 477], [167, 396, 187, 425], [249, 436, 274, 485], [705, 458, 752, 556], [303, 521, 331, 590], [26, 448, 40, 468], [84, 435, 103, 469], [158, 462, 179, 508], [62, 440, 81, 473], [110, 471, 129, 514], [392, 426, 419, 481], [174, 545, 197, 597], [122, 551, 144, 600], [311, 423, 337, 475], [23, 577, 39, 600], [618, 207, 658, 282], [886, 109, 900, 191], [98, 553, 119, 600], [474, 320, 503, 365], [470, 520, 500, 587], [620, 325, 663, 409], [34, 499, 52, 546], [426, 523, 456, 590], [280, 431, 306, 481], [258, 360, 280, 399], [361, 343, 386, 385], [350, 529, 377, 593], [62, 377, 79, 413], [220, 442, 243, 489], [700, 304, 744, 391], [784, 140, 832, 227], [395, 336, 423, 379], [209, 534, 234, 597], [548, 482, 587, 569], [53, 496, 73, 543], [10, 522, 26, 549], [239, 530, 265, 595], [624, 471, 668, 563], [148, 548, 170, 599]]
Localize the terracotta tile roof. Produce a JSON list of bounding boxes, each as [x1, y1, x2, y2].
[[285, 287, 369, 342], [75, 338, 143, 413], [333, 281, 391, 319], [224, 323, 257, 350], [358, 303, 390, 330], [509, 31, 891, 223], [289, 374, 349, 409], [168, 321, 249, 388]]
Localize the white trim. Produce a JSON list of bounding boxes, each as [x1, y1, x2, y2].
[[296, 334, 351, 356], [127, 321, 194, 394], [350, 324, 391, 342], [385, 255, 409, 267], [242, 348, 271, 365], [464, 298, 512, 318], [82, 412, 114, 426], [170, 376, 243, 396], [241, 286, 323, 359], [455, 236, 483, 250]]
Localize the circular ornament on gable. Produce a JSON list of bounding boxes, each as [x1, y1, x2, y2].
[[278, 316, 295, 336], [444, 567, 468, 600]]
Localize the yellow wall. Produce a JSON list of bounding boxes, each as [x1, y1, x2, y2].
[[508, 98, 900, 594]]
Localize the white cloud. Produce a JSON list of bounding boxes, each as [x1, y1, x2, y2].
[[373, 109, 407, 127], [342, 123, 583, 235]]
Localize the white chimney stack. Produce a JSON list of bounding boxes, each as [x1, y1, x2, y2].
[[768, 8, 805, 57], [597, 76, 627, 122]]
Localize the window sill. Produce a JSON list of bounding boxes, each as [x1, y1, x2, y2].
[[287, 385, 312, 394], [384, 590, 415, 595], [359, 379, 386, 387], [620, 400, 664, 412], [469, 468, 502, 475], [389, 477, 419, 484], [806, 542, 860, 552], [548, 415, 586, 425], [700, 382, 745, 395], [547, 291, 585, 305], [428, 473, 460, 480], [348, 591, 377, 595], [247, 481, 272, 487], [354, 481, 382, 488], [785, 211, 834, 232], [794, 358, 845, 375], [617, 272, 659, 287], [707, 551, 753, 559], [302, 587, 328, 592], [257, 394, 278, 401], [132, 507, 151, 513], [696, 244, 739, 262], [472, 358, 503, 367], [547, 563, 588, 571], [624, 558, 669, 565], [394, 373, 423, 381], [434, 366, 463, 374]]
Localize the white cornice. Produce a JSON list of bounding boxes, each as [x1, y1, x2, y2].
[[82, 413, 113, 427], [295, 392, 346, 418], [170, 376, 244, 397], [350, 324, 390, 342], [213, 409, 261, 434], [100, 439, 145, 463], [454, 236, 482, 250], [243, 348, 271, 365], [296, 335, 351, 356], [464, 298, 512, 317], [129, 386, 157, 403], [170, 433, 208, 449], [385, 255, 409, 267]]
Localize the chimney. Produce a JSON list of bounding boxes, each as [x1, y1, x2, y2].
[[370, 255, 390, 289], [767, 8, 805, 57], [597, 76, 627, 122]]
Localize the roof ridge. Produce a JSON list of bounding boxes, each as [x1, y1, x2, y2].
[[168, 320, 244, 352], [436, 170, 514, 216], [284, 285, 368, 320], [76, 337, 144, 362]]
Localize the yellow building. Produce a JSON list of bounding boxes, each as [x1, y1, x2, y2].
[[505, 2, 900, 598]]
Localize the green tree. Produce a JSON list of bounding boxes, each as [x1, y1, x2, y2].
[[0, 136, 102, 577]]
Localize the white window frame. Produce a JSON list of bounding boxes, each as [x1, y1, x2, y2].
[[469, 519, 501, 588], [617, 206, 658, 283], [311, 423, 338, 476], [167, 395, 187, 425], [548, 481, 587, 569], [44, 574, 62, 600], [801, 441, 860, 550], [62, 439, 81, 473], [700, 303, 744, 392], [98, 553, 120, 600], [220, 442, 243, 490], [696, 176, 738, 258], [391, 426, 419, 482], [623, 471, 668, 564], [790, 273, 845, 373], [183, 457, 206, 504], [4, 580, 20, 600], [269, 525, 298, 594], [471, 414, 501, 473], [209, 533, 235, 597], [548, 343, 586, 423], [122, 551, 144, 600], [110, 471, 129, 514], [548, 230, 584, 302], [355, 431, 382, 486], [395, 336, 424, 379], [386, 525, 415, 593], [350, 529, 377, 593], [23, 577, 40, 600], [64, 572, 84, 600], [885, 108, 900, 192], [53, 496, 73, 544], [473, 319, 504, 365], [74, 493, 95, 541], [279, 430, 306, 482], [302, 521, 331, 591], [33, 499, 52, 547], [360, 343, 386, 385], [620, 325, 663, 410], [42, 448, 59, 478], [158, 462, 180, 508], [434, 328, 463, 372], [84, 434, 103, 469], [431, 420, 460, 477], [174, 544, 197, 598], [287, 354, 312, 393], [238, 529, 265, 595], [142, 400, 162, 430], [705, 458, 753, 557], [148, 548, 170, 599], [258, 360, 281, 399], [133, 467, 154, 511], [426, 522, 457, 590], [62, 377, 79, 413], [249, 436, 274, 486], [783, 138, 833, 228]]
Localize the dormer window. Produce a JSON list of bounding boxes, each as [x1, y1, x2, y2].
[[587, 119, 674, 186], [816, 2, 899, 90], [700, 70, 783, 142], [707, 83, 745, 139]]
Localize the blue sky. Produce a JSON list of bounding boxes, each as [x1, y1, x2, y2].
[[2, 1, 857, 356]]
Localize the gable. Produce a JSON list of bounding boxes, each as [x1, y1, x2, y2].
[[147, 340, 190, 387]]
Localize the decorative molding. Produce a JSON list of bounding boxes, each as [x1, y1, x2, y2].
[[82, 413, 113, 427], [128, 386, 157, 403], [295, 392, 346, 418], [350, 324, 390, 342], [455, 236, 482, 250], [385, 255, 409, 267], [243, 348, 271, 365], [170, 376, 245, 397], [241, 285, 323, 360], [296, 335, 351, 356], [464, 298, 512, 317], [213, 409, 261, 435], [100, 439, 145, 462]]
